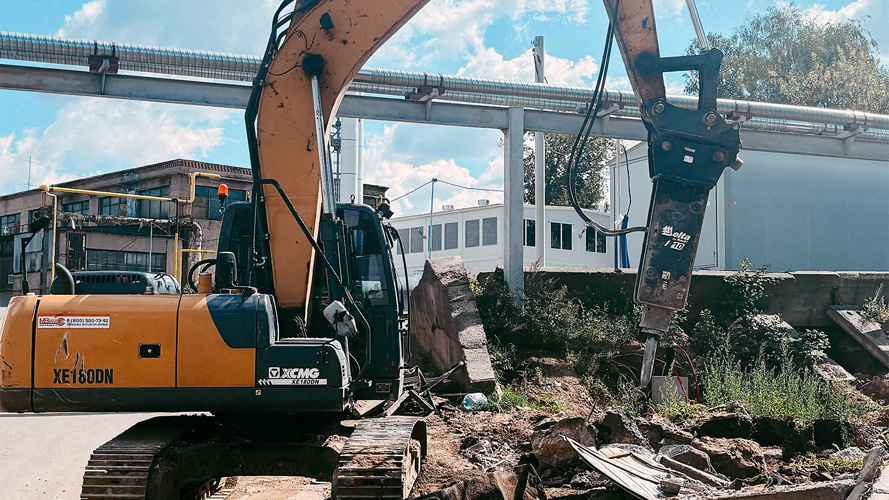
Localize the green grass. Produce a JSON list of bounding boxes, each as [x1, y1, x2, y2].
[[704, 355, 877, 424], [820, 457, 863, 474], [863, 284, 889, 324], [654, 386, 704, 422], [481, 388, 562, 413]]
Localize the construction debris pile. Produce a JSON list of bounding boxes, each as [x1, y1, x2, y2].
[[407, 395, 889, 500], [399, 258, 889, 500]]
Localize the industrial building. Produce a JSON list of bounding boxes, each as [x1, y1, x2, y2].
[[615, 142, 889, 272], [0, 156, 387, 306], [389, 203, 613, 286]]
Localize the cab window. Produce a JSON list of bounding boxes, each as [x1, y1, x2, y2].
[[344, 210, 390, 307]]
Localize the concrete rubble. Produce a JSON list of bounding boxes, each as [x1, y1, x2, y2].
[[530, 417, 597, 468], [410, 257, 498, 394], [417, 400, 889, 500]]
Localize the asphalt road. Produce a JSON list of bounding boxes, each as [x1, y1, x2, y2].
[[0, 412, 163, 499]]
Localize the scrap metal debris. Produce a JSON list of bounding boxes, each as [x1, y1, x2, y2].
[[567, 437, 701, 499]]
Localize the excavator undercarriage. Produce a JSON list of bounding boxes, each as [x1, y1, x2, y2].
[[80, 415, 426, 500]]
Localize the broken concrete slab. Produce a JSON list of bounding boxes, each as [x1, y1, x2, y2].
[[659, 455, 731, 488], [530, 417, 596, 468], [596, 411, 649, 448], [868, 459, 889, 500], [410, 257, 497, 394], [694, 411, 753, 440], [702, 479, 855, 499], [862, 374, 889, 403], [418, 465, 541, 500], [638, 414, 695, 449], [827, 306, 889, 369], [659, 445, 715, 473], [694, 437, 766, 479], [846, 446, 887, 500]]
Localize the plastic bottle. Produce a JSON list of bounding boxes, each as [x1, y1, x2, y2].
[[461, 393, 488, 410]]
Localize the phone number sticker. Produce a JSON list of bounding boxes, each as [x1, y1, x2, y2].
[[38, 315, 111, 329]]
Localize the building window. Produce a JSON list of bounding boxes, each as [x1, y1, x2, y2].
[[28, 208, 48, 231], [465, 219, 480, 248], [585, 228, 607, 254], [62, 200, 89, 215], [409, 227, 424, 254], [551, 222, 572, 250], [67, 233, 86, 270], [395, 228, 407, 254], [430, 224, 442, 252], [0, 213, 21, 236], [99, 197, 127, 217], [444, 222, 458, 250], [25, 250, 42, 272], [482, 217, 497, 246], [524, 219, 535, 247], [194, 186, 247, 221], [87, 249, 165, 273], [138, 186, 170, 219]]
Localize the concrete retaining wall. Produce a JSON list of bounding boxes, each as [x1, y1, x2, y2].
[[479, 268, 889, 328]]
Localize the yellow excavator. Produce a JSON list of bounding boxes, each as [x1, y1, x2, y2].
[[0, 0, 739, 498]]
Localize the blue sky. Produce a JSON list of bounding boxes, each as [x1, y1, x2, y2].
[[1, 0, 886, 213]]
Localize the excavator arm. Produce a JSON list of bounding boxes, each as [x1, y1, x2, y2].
[[603, 0, 742, 386], [250, 0, 430, 316]]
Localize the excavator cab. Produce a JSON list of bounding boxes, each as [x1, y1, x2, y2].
[[215, 199, 408, 401]]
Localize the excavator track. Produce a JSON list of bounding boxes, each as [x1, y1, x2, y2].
[[79, 418, 222, 500], [333, 417, 427, 499], [80, 415, 423, 500], [81, 440, 164, 499]]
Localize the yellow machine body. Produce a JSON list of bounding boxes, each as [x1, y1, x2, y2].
[[0, 292, 350, 414]]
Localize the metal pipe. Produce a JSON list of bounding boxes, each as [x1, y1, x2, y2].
[[41, 171, 220, 284], [685, 0, 711, 51], [310, 75, 337, 215], [427, 179, 435, 259], [0, 31, 259, 81], [47, 191, 58, 285], [533, 36, 546, 267], [348, 84, 889, 143], [4, 30, 889, 132], [354, 68, 889, 131]]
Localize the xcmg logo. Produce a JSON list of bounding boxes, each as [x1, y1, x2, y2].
[[260, 367, 328, 386], [269, 367, 320, 379]]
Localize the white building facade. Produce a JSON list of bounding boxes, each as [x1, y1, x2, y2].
[[389, 204, 614, 287]]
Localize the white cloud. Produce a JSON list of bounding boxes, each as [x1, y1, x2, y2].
[[363, 124, 503, 216], [804, 0, 872, 24], [50, 0, 281, 54], [458, 47, 598, 85], [56, 1, 107, 37], [372, 0, 593, 69], [655, 0, 687, 18], [0, 100, 233, 195], [803, 0, 888, 61]]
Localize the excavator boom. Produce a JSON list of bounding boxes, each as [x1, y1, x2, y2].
[[253, 0, 430, 315]]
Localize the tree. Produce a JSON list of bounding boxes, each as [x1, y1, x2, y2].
[[523, 133, 611, 207], [685, 4, 889, 113]]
